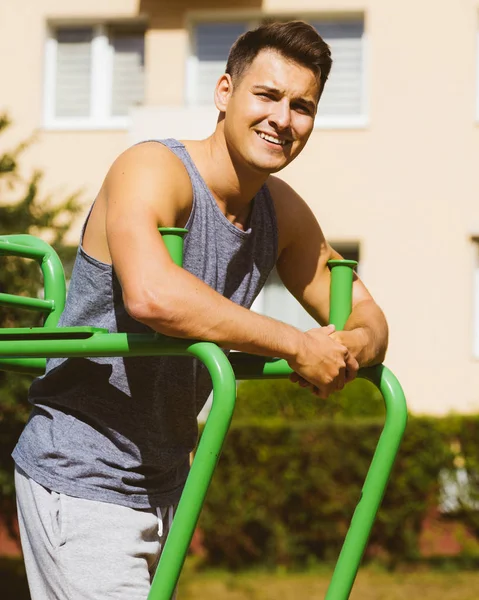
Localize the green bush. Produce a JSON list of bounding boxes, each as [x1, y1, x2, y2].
[[0, 113, 82, 534], [235, 378, 386, 421], [197, 415, 458, 569]]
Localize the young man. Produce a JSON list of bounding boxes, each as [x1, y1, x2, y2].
[[13, 20, 388, 599]]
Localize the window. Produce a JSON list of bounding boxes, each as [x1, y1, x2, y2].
[[44, 23, 145, 129], [188, 17, 366, 126], [472, 238, 479, 357], [251, 242, 360, 330], [188, 22, 247, 106], [476, 27, 479, 121], [311, 20, 365, 123]]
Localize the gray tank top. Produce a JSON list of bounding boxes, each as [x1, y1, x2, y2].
[[13, 139, 278, 508]]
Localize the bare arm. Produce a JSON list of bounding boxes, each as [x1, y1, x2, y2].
[[103, 143, 349, 396], [269, 176, 388, 369]]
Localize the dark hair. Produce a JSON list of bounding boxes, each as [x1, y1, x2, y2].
[[225, 20, 332, 98]]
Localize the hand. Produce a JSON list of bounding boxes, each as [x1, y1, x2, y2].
[[330, 330, 364, 383], [288, 325, 355, 399]]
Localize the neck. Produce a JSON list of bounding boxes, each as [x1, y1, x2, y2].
[[183, 123, 269, 228]]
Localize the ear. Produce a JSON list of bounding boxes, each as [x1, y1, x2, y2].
[[214, 73, 234, 112]]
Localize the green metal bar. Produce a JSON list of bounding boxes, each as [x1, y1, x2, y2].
[[0, 240, 46, 260], [0, 357, 46, 375], [0, 293, 54, 312], [148, 342, 237, 600], [324, 365, 407, 600], [0, 235, 67, 328], [0, 332, 200, 359], [0, 327, 107, 339], [159, 227, 188, 267], [231, 259, 407, 600], [0, 235, 66, 372], [328, 259, 357, 330], [230, 354, 293, 379]]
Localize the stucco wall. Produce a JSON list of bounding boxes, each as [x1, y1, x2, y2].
[[2, 0, 479, 413]]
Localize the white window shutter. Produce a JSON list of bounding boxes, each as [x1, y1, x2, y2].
[[110, 28, 145, 117], [55, 28, 93, 118], [194, 22, 247, 105], [312, 20, 364, 117]]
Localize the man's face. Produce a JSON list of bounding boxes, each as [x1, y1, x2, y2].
[[219, 49, 320, 174]]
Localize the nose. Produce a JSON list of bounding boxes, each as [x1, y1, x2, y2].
[[268, 98, 291, 130]]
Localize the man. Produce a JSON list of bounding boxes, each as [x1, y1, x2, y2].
[[13, 20, 388, 599]]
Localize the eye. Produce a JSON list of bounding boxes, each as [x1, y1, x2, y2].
[[256, 92, 275, 100], [293, 103, 313, 116]]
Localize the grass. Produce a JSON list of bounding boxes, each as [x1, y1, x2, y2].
[[3, 556, 479, 599], [177, 562, 479, 600]]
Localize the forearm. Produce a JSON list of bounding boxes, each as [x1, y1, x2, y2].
[[125, 265, 305, 362], [342, 299, 389, 367]]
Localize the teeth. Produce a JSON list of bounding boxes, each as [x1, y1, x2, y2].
[[258, 132, 287, 146]]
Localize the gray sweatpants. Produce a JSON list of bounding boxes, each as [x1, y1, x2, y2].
[[15, 466, 176, 600]]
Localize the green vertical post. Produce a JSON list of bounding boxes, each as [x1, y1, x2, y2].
[[324, 365, 407, 600], [324, 260, 407, 600], [159, 228, 188, 267], [327, 259, 357, 331], [148, 228, 237, 600], [148, 342, 236, 600]]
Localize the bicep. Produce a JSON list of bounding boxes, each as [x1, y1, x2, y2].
[[104, 144, 191, 304]]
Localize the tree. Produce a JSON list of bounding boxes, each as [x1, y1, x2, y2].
[[0, 113, 83, 536]]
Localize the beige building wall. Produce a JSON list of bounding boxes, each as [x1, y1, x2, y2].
[[2, 0, 479, 414]]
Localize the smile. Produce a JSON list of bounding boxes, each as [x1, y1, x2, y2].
[[256, 131, 291, 146]]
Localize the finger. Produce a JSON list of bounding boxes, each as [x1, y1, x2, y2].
[[345, 357, 359, 383], [335, 366, 346, 391], [316, 384, 331, 400], [345, 367, 357, 383], [323, 324, 336, 335], [290, 373, 311, 388]]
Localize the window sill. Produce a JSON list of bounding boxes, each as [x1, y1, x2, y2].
[[42, 118, 130, 132], [314, 115, 369, 130]]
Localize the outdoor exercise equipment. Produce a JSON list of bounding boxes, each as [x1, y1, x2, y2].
[[0, 230, 407, 600]]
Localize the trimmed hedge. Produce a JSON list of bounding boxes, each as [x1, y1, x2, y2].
[[196, 411, 478, 569], [234, 378, 386, 420]]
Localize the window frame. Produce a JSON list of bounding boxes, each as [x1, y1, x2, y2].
[[476, 28, 479, 122], [43, 21, 145, 131], [185, 11, 369, 130], [471, 236, 479, 359]]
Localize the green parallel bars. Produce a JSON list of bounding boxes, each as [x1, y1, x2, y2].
[[229, 258, 407, 600], [0, 234, 66, 328], [0, 234, 66, 374], [0, 231, 407, 600]]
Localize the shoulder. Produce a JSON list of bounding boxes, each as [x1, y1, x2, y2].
[[266, 175, 318, 254], [104, 141, 193, 224], [106, 141, 191, 189]]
